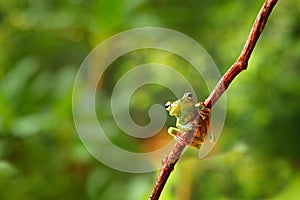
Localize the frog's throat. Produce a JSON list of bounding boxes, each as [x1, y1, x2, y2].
[[169, 108, 180, 117]]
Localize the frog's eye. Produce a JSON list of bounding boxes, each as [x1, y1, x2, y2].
[[185, 92, 193, 99], [165, 101, 172, 111]]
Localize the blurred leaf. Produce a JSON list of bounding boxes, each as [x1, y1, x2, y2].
[[70, 143, 92, 163], [0, 56, 39, 99], [10, 112, 55, 138], [0, 160, 18, 183], [274, 173, 300, 200], [86, 168, 110, 199], [52, 66, 76, 99], [126, 176, 151, 200]]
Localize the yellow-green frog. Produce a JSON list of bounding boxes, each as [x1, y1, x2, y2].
[[165, 92, 213, 149]]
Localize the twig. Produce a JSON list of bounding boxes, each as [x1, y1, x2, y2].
[[148, 0, 279, 199]]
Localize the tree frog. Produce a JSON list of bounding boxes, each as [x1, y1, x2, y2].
[[165, 92, 214, 149]]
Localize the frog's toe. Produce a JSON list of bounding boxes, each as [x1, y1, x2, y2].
[[174, 135, 185, 145]]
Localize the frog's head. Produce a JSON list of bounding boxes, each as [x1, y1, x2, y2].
[[165, 92, 195, 117]]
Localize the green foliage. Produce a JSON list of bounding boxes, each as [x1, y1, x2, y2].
[[0, 0, 299, 199]]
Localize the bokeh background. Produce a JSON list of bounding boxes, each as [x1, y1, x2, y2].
[[1, 0, 300, 199]]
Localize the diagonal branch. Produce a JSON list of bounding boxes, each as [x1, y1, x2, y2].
[[204, 0, 279, 108], [148, 0, 279, 199]]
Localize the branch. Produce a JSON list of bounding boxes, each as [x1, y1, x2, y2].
[[204, 0, 278, 108], [148, 0, 279, 199]]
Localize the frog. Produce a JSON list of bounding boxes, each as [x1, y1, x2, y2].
[[165, 92, 214, 149]]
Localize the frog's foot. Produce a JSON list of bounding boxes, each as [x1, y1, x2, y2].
[[177, 123, 194, 132], [190, 141, 201, 149], [167, 127, 187, 146], [174, 135, 187, 146], [195, 102, 211, 119], [175, 134, 203, 149]]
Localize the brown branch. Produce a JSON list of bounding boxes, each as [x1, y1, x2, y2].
[[148, 0, 279, 199], [148, 142, 185, 200], [204, 0, 278, 108], [148, 130, 195, 200]]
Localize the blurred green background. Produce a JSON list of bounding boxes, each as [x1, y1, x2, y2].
[[0, 0, 300, 199]]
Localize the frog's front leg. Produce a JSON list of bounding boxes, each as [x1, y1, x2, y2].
[[167, 127, 182, 138], [168, 127, 186, 144], [168, 126, 203, 148]]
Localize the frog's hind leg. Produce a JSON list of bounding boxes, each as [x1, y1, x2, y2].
[[190, 137, 202, 149], [197, 102, 215, 143], [189, 128, 204, 149]]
